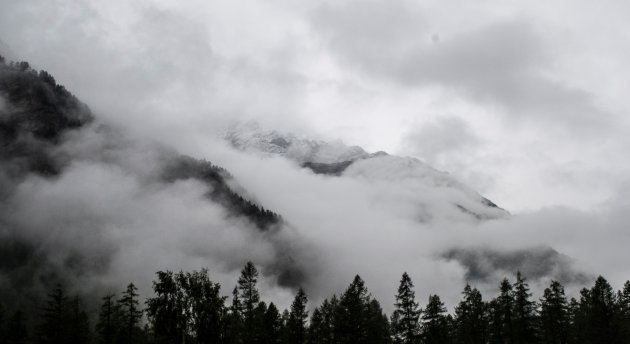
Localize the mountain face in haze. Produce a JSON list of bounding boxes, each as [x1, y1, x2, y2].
[[0, 57, 304, 315], [225, 122, 508, 222]]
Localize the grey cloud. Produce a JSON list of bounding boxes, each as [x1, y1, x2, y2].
[[311, 3, 613, 134], [441, 246, 591, 285], [402, 116, 480, 163]]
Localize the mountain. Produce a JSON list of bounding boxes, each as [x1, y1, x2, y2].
[[224, 122, 508, 222], [0, 56, 305, 317]]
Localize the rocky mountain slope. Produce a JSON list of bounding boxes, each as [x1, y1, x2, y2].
[[224, 122, 508, 222]]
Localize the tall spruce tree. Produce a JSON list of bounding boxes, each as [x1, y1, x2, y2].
[[308, 296, 337, 344], [38, 284, 68, 344], [238, 261, 260, 344], [391, 272, 420, 344], [539, 280, 569, 344], [454, 284, 487, 344], [334, 275, 389, 344], [588, 276, 622, 344], [118, 283, 142, 344], [488, 278, 514, 344], [618, 281, 630, 343], [511, 272, 537, 343], [334, 275, 371, 344], [287, 288, 308, 344], [260, 302, 283, 344], [224, 286, 244, 344], [421, 295, 450, 344], [96, 294, 121, 344]]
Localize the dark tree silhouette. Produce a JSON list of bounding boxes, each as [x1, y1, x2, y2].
[[454, 284, 487, 344], [511, 272, 537, 343], [539, 280, 569, 344], [308, 296, 337, 344], [37, 284, 68, 344], [118, 283, 142, 344], [238, 261, 261, 343], [488, 278, 514, 344], [391, 272, 421, 344], [96, 294, 121, 344], [287, 288, 308, 344], [421, 295, 450, 344]]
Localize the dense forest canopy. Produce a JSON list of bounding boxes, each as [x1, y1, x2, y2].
[[1, 262, 629, 344]]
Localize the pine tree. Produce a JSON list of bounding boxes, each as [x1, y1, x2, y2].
[[568, 291, 590, 344], [421, 295, 450, 344], [335, 275, 371, 344], [488, 278, 514, 344], [96, 294, 121, 344], [67, 297, 91, 344], [238, 261, 260, 344], [391, 272, 420, 344], [511, 272, 537, 343], [366, 298, 391, 344], [287, 288, 308, 344], [308, 296, 337, 344], [539, 280, 569, 344], [224, 286, 244, 344], [38, 284, 68, 344], [118, 283, 142, 344], [618, 281, 630, 343], [260, 303, 282, 344], [454, 284, 487, 344], [588, 276, 622, 344]]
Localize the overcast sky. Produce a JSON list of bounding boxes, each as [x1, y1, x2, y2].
[[1, 0, 629, 213], [2, 0, 630, 310]]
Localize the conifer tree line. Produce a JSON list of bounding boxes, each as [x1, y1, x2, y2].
[[2, 262, 630, 343]]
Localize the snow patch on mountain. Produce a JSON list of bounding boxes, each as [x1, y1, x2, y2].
[[223, 122, 509, 222], [224, 122, 369, 164]]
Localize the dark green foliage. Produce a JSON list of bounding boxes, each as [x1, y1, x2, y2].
[[96, 294, 121, 344], [118, 283, 142, 344], [224, 286, 244, 344], [618, 281, 630, 342], [146, 269, 226, 344], [539, 280, 569, 344], [301, 160, 354, 176], [511, 272, 537, 343], [260, 302, 283, 344], [454, 285, 487, 344], [37, 284, 68, 344], [4, 263, 630, 344], [146, 271, 184, 344], [162, 157, 281, 230], [308, 296, 337, 344], [66, 297, 91, 344], [421, 295, 450, 344], [488, 278, 514, 344], [583, 276, 622, 344], [333, 275, 391, 344], [286, 288, 308, 344], [36, 285, 90, 344], [238, 261, 260, 343], [0, 57, 92, 178], [391, 272, 420, 344]]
